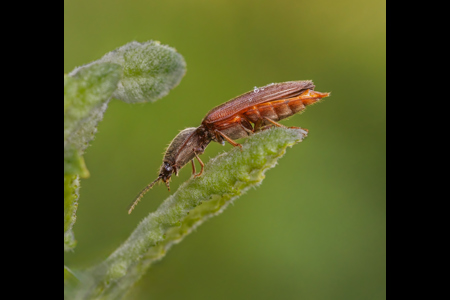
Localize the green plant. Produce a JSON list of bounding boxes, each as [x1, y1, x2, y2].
[[64, 41, 309, 299]]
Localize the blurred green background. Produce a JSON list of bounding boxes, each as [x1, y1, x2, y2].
[[64, 0, 385, 299]]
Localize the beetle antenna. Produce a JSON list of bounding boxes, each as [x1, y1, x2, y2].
[[128, 176, 161, 214]]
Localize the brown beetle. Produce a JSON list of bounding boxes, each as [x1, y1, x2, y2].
[[128, 80, 329, 214]]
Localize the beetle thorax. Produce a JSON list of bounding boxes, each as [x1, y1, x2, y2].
[[161, 126, 212, 180]]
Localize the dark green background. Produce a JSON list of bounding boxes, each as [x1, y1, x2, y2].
[[64, 0, 386, 299]]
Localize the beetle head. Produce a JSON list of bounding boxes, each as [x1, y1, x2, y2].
[[159, 162, 175, 191]]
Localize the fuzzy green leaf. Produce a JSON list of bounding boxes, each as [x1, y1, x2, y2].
[[64, 175, 80, 251], [64, 62, 122, 251], [70, 41, 186, 103], [64, 63, 122, 157], [70, 127, 308, 299], [64, 41, 186, 255], [64, 149, 89, 178]]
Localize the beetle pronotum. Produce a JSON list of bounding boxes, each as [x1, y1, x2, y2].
[[128, 80, 329, 214]]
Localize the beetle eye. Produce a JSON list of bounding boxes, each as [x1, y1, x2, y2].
[[163, 162, 173, 172]]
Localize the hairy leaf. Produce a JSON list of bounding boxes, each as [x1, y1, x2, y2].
[[70, 41, 186, 103], [64, 41, 186, 255], [71, 127, 308, 299], [64, 175, 80, 251], [64, 63, 122, 251], [64, 63, 122, 154]]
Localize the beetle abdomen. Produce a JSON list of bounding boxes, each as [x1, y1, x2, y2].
[[288, 99, 306, 114], [273, 101, 294, 119], [242, 101, 292, 123], [242, 90, 327, 124]]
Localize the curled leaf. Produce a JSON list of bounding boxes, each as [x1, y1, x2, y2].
[[64, 63, 122, 151], [64, 41, 186, 255], [70, 41, 186, 103]]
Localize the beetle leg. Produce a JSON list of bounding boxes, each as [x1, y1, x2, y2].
[[263, 117, 301, 129], [193, 151, 204, 177], [191, 159, 196, 175], [214, 130, 243, 151], [263, 117, 287, 128], [240, 119, 254, 135], [253, 119, 264, 132]]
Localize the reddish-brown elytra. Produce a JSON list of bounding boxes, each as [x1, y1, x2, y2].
[[128, 80, 330, 214]]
